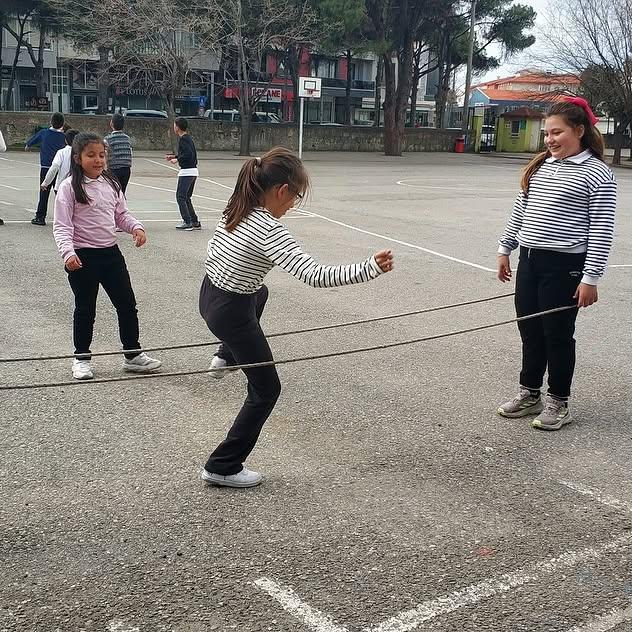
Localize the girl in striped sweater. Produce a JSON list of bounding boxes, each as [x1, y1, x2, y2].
[[199, 147, 394, 487], [496, 98, 617, 430]]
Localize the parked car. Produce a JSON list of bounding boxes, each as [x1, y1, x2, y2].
[[307, 120, 344, 126], [124, 109, 168, 119], [81, 106, 128, 116], [203, 109, 281, 123]]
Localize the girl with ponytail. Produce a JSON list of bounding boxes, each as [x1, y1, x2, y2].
[[198, 146, 394, 488], [496, 97, 617, 431]]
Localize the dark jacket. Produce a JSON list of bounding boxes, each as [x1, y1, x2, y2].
[[176, 134, 197, 170], [26, 128, 66, 168]]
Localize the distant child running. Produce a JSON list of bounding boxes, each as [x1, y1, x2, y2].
[[496, 98, 616, 430], [41, 129, 80, 193], [199, 147, 394, 488], [105, 113, 133, 195], [26, 112, 67, 226], [166, 117, 201, 230], [53, 132, 162, 380]]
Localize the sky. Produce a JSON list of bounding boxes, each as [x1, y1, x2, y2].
[[476, 0, 550, 84]]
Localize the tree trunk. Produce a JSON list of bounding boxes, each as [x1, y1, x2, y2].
[[373, 56, 382, 127], [345, 49, 352, 126], [382, 53, 400, 155], [0, 15, 4, 111], [239, 107, 252, 156], [611, 118, 630, 166], [97, 46, 110, 114], [410, 67, 420, 128], [4, 16, 28, 111]]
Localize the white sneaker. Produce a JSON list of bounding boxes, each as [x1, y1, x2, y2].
[[209, 355, 230, 379], [201, 467, 263, 488], [72, 358, 94, 380], [123, 352, 162, 373]]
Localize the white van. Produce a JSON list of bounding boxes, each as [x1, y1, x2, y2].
[[124, 109, 168, 119], [203, 109, 281, 123]]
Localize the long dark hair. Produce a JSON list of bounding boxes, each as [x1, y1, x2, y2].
[[70, 132, 121, 204], [521, 101, 605, 193], [224, 146, 310, 231]]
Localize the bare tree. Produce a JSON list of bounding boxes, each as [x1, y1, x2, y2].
[[223, 0, 317, 155], [539, 0, 632, 165], [1, 3, 35, 111]]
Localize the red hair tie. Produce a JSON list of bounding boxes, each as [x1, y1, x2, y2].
[[564, 96, 599, 126]]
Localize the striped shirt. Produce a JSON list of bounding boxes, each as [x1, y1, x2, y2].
[[498, 149, 617, 285], [104, 131, 133, 169], [205, 208, 383, 294]]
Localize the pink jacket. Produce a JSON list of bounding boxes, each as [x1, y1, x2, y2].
[[53, 176, 143, 262]]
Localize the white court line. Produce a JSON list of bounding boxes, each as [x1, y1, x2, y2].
[[609, 264, 632, 268], [308, 211, 495, 273], [144, 157, 235, 190], [560, 481, 632, 514], [0, 183, 21, 190], [128, 180, 228, 203], [0, 201, 14, 206], [254, 577, 349, 632], [0, 156, 40, 168], [365, 533, 632, 632], [108, 621, 140, 632], [567, 604, 632, 632]]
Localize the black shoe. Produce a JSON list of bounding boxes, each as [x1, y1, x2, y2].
[[31, 217, 46, 226], [0, 218, 4, 226], [186, 222, 202, 231]]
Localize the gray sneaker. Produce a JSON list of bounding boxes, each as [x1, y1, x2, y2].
[[497, 388, 543, 418], [175, 222, 192, 230], [532, 395, 572, 431]]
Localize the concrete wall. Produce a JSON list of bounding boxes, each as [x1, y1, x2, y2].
[[0, 112, 461, 153]]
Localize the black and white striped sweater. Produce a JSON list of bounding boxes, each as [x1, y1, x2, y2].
[[498, 149, 617, 284], [205, 208, 383, 294]]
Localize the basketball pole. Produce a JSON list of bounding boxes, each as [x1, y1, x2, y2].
[[299, 96, 305, 159]]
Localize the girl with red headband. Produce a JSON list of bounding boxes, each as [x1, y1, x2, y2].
[[496, 97, 617, 430]]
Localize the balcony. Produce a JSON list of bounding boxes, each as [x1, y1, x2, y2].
[[320, 77, 375, 92]]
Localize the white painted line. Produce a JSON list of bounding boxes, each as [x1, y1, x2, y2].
[[396, 179, 515, 193], [0, 200, 14, 206], [364, 532, 632, 632], [0, 183, 21, 190], [566, 604, 632, 632], [129, 180, 228, 203], [254, 577, 349, 632], [308, 211, 495, 272], [560, 480, 632, 514], [145, 157, 234, 191], [609, 264, 632, 268], [0, 156, 40, 168], [108, 621, 140, 632]]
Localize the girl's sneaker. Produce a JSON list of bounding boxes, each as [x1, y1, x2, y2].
[[497, 388, 543, 418], [532, 396, 572, 431], [72, 358, 94, 380], [123, 352, 162, 373], [201, 467, 263, 488], [208, 355, 233, 379]]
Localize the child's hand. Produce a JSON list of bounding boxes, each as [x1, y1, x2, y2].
[[374, 249, 394, 273], [65, 255, 82, 271], [40, 184, 48, 191], [574, 283, 598, 307], [165, 153, 176, 161], [132, 228, 146, 247], [169, 158, 178, 164], [497, 255, 512, 282]]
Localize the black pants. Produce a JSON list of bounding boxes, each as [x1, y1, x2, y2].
[[176, 176, 199, 224], [36, 167, 52, 219], [111, 167, 131, 195], [199, 276, 281, 475], [66, 246, 141, 360], [515, 247, 584, 399]]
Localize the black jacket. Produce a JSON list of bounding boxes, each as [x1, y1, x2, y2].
[[177, 134, 197, 169]]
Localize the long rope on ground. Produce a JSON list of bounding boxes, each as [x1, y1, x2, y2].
[[0, 304, 575, 391], [0, 292, 515, 363]]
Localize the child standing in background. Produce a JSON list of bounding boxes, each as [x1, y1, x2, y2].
[[53, 132, 162, 380], [105, 113, 133, 195], [41, 129, 80, 194]]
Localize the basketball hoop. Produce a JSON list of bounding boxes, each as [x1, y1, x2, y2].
[[298, 77, 323, 159]]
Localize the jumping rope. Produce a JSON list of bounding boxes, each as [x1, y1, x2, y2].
[[0, 292, 516, 363], [0, 302, 577, 391]]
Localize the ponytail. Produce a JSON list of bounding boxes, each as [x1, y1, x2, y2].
[[520, 99, 605, 193], [224, 147, 309, 231]]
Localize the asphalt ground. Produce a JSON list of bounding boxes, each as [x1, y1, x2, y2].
[[1, 150, 631, 632]]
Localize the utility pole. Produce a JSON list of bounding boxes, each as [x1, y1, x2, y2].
[[461, 0, 477, 136]]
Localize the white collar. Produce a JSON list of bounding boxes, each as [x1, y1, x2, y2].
[[84, 175, 104, 183], [545, 149, 593, 164]]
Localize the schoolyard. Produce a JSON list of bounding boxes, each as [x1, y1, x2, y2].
[[1, 150, 631, 632]]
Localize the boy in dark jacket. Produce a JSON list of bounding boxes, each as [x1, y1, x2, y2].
[[25, 112, 66, 226], [166, 117, 201, 231]]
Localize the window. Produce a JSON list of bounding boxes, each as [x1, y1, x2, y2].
[[313, 59, 337, 79], [511, 120, 521, 135], [51, 68, 69, 94]]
